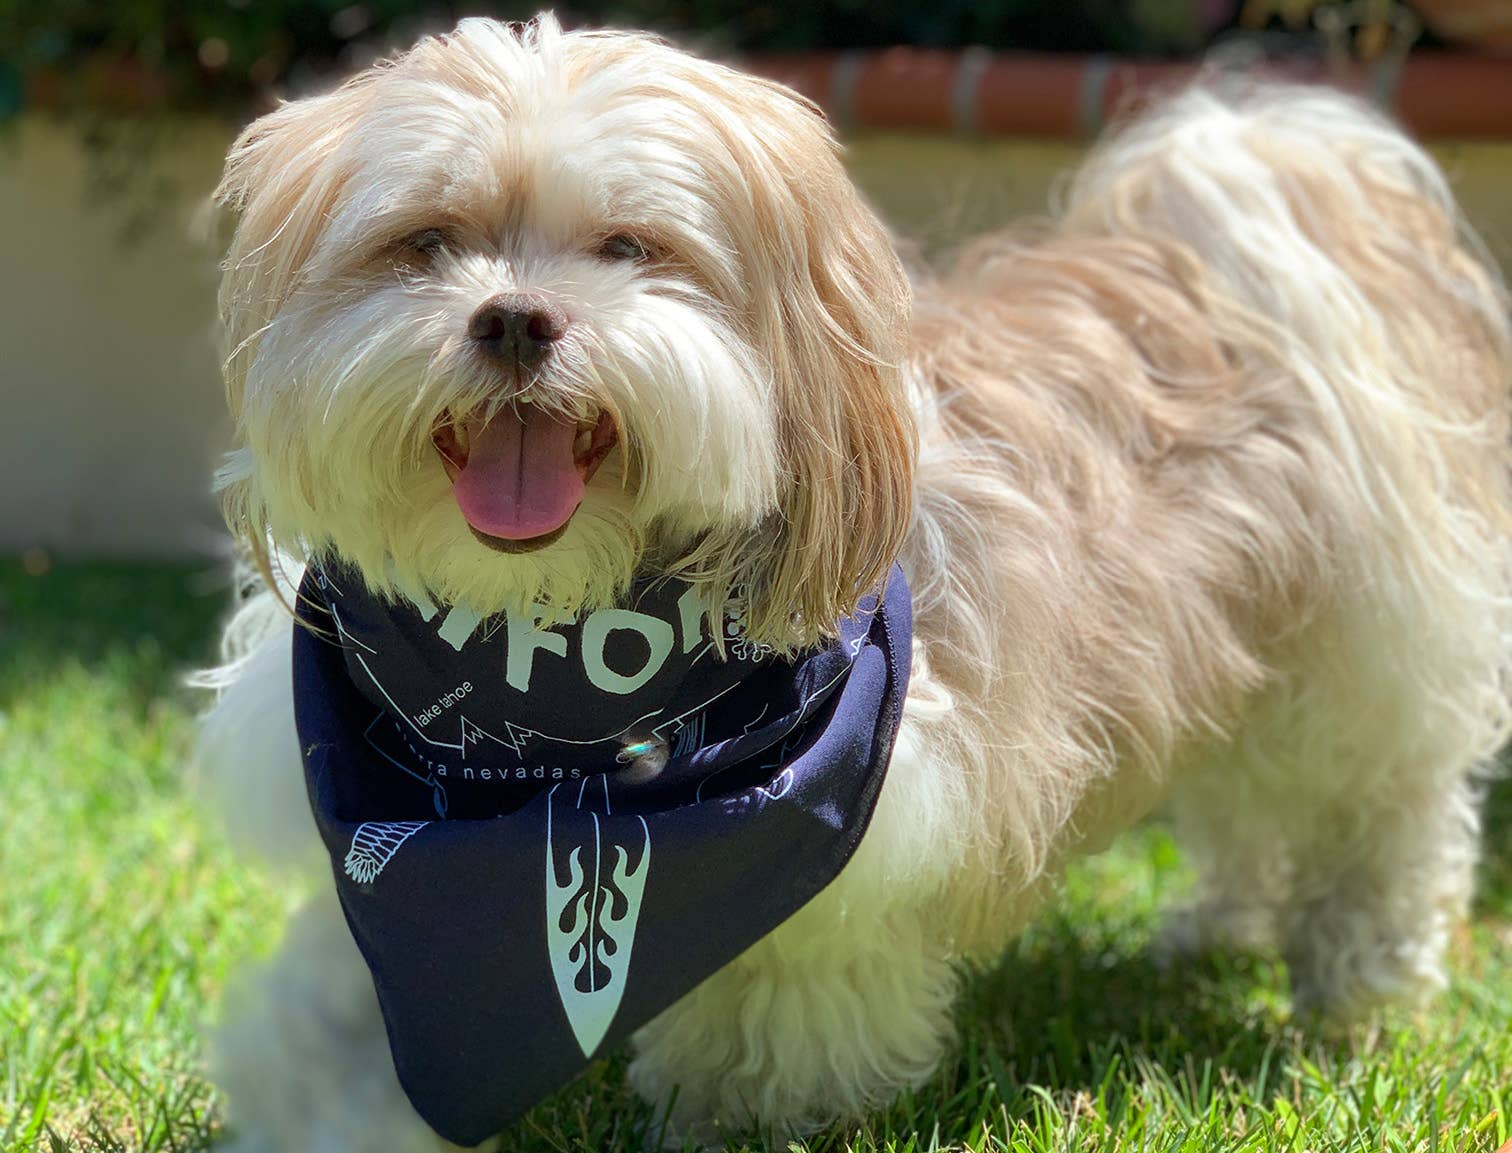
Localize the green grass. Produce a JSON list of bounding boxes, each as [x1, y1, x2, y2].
[[1, 560, 1508, 1153]]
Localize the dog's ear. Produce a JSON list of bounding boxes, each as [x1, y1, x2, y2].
[[215, 77, 378, 413], [689, 78, 916, 650], [213, 77, 379, 574]]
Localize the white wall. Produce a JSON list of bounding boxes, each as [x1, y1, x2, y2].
[[0, 119, 232, 557], [1, 119, 1506, 558]]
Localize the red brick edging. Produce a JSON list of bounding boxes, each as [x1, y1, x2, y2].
[[747, 49, 1512, 138], [19, 48, 1512, 139]]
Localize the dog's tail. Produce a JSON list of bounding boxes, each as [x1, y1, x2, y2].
[[1061, 81, 1512, 764]]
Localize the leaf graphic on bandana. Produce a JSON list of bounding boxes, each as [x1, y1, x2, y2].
[[545, 785, 650, 1057], [344, 821, 429, 883]]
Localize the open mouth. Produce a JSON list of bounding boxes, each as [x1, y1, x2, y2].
[[432, 401, 617, 552]]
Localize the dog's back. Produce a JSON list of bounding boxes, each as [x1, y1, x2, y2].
[[901, 83, 1512, 1011]]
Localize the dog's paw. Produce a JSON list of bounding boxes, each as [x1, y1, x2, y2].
[[1286, 940, 1446, 1025]]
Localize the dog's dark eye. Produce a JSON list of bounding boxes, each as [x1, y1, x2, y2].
[[598, 234, 648, 262], [405, 229, 453, 258]]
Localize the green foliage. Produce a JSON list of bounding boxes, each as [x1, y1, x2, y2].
[[0, 0, 1218, 118], [1, 561, 1507, 1151]]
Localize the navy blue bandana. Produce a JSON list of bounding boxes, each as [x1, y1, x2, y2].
[[294, 561, 912, 1145]]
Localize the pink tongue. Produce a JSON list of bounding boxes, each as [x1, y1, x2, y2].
[[451, 407, 583, 540]]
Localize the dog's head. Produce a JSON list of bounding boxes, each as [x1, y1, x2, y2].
[[215, 15, 913, 648]]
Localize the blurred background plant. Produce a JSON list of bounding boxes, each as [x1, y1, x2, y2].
[[0, 0, 1244, 124], [6, 0, 1480, 248], [4, 0, 1502, 124], [0, 0, 1256, 244]]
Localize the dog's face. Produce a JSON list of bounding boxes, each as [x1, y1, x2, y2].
[[215, 16, 913, 645]]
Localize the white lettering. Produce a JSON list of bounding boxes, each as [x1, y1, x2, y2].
[[404, 584, 440, 622], [676, 584, 716, 654], [581, 609, 674, 695], [505, 607, 568, 692], [438, 605, 483, 651]]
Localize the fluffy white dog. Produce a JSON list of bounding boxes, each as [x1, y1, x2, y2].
[[198, 14, 1512, 1151]]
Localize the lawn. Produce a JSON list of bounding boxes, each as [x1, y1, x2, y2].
[[1, 559, 1508, 1153]]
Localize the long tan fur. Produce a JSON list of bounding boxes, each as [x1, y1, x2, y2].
[[201, 21, 1512, 1147]]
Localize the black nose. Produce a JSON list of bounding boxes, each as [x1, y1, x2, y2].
[[467, 293, 567, 368]]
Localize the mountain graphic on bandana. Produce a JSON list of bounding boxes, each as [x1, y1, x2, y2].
[[545, 780, 650, 1057]]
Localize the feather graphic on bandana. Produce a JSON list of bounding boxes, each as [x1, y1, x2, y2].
[[545, 781, 650, 1057], [344, 821, 429, 883]]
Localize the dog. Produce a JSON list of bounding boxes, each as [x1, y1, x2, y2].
[[196, 14, 1512, 1151]]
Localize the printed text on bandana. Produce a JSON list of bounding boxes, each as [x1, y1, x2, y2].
[[415, 681, 473, 727], [440, 585, 717, 693]]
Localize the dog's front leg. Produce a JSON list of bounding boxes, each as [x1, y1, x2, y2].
[[211, 888, 482, 1153], [628, 714, 967, 1141], [628, 898, 959, 1142]]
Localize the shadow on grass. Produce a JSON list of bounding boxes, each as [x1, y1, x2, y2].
[[499, 931, 1303, 1153], [0, 558, 231, 711], [572, 768, 1512, 1152], [947, 933, 1293, 1127], [1474, 765, 1512, 916], [873, 769, 1512, 1146]]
